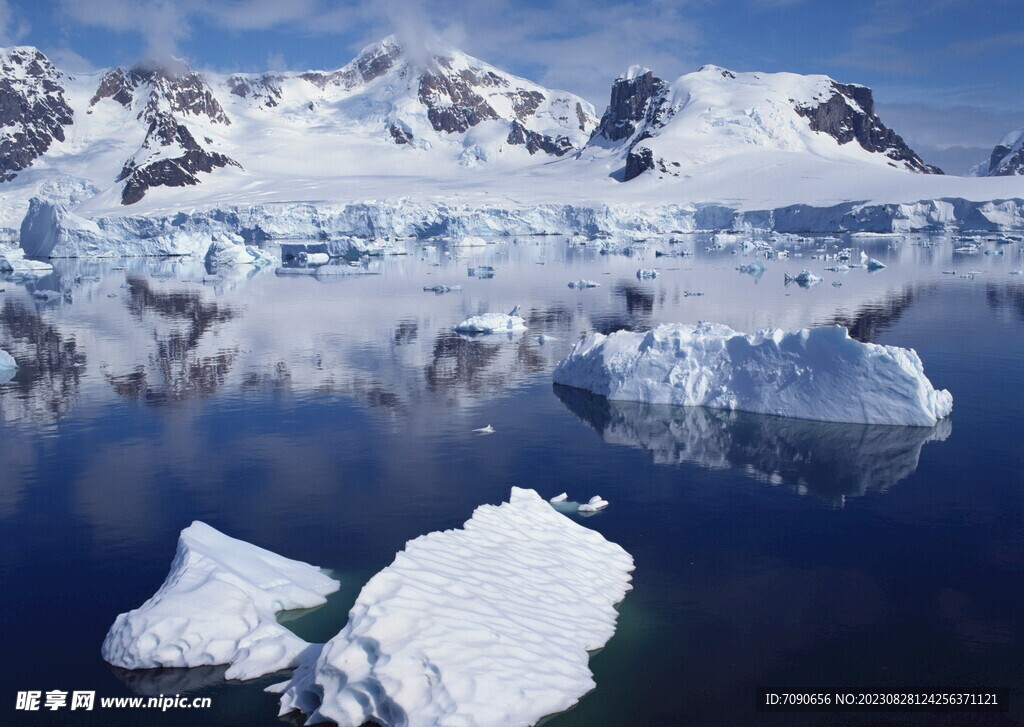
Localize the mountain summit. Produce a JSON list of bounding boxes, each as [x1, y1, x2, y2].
[[584, 64, 942, 181]]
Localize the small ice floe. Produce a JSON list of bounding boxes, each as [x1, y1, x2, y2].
[[784, 270, 823, 287], [472, 425, 495, 434], [1011, 270, 1023, 275], [0, 349, 16, 370], [579, 496, 609, 513], [297, 251, 330, 265], [684, 291, 704, 297], [452, 235, 488, 247], [101, 522, 339, 680], [824, 265, 850, 272], [549, 492, 568, 503], [865, 258, 886, 271], [106, 293, 117, 298], [831, 281, 843, 287], [738, 260, 765, 275], [568, 279, 600, 289], [424, 284, 461, 294], [941, 270, 956, 275], [636, 268, 659, 279], [537, 334, 559, 344], [454, 305, 528, 334], [984, 249, 1004, 255], [467, 265, 496, 278], [270, 488, 633, 727]]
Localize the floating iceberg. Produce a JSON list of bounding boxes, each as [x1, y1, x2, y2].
[[452, 235, 488, 247], [552, 322, 953, 426], [271, 488, 634, 727], [423, 284, 461, 294], [568, 279, 600, 289], [205, 235, 276, 268], [865, 257, 886, 271], [0, 349, 15, 370], [101, 522, 339, 681], [784, 270, 822, 286], [549, 492, 568, 503], [454, 305, 528, 333], [0, 247, 53, 276], [636, 268, 659, 279], [579, 496, 609, 513], [297, 251, 330, 265]]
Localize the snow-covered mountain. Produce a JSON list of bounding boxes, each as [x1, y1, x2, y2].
[[0, 37, 598, 214], [582, 64, 942, 180], [973, 128, 1024, 176]]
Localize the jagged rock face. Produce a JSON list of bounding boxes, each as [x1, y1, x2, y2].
[[118, 113, 239, 205], [419, 71, 500, 134], [90, 62, 230, 125], [794, 83, 942, 174], [0, 48, 74, 182], [592, 70, 668, 143], [227, 75, 283, 108], [506, 120, 574, 156], [980, 130, 1024, 176]]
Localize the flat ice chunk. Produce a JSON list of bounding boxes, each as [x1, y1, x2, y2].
[[549, 492, 568, 503], [271, 487, 634, 727], [452, 235, 488, 247], [101, 522, 339, 681], [454, 305, 528, 333], [0, 246, 53, 275], [568, 279, 600, 288], [579, 496, 609, 512], [0, 348, 15, 369], [552, 322, 953, 426]]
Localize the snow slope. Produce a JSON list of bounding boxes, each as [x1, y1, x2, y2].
[[271, 487, 634, 727], [101, 521, 339, 680], [552, 322, 953, 426]]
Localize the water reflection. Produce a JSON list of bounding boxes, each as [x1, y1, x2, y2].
[[986, 283, 1024, 322], [554, 385, 952, 503], [820, 284, 935, 343], [108, 665, 230, 696]]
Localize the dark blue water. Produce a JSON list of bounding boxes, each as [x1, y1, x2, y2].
[[1, 234, 1022, 726]]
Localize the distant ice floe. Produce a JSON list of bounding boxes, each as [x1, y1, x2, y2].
[[101, 522, 339, 681], [568, 279, 600, 289], [454, 305, 528, 333], [635, 268, 659, 280], [271, 488, 633, 727], [784, 270, 822, 286], [552, 322, 953, 426]]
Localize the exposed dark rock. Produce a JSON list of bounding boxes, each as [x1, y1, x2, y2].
[[355, 41, 401, 83], [625, 146, 655, 181], [0, 48, 74, 182], [505, 89, 544, 120], [118, 112, 240, 205], [506, 120, 573, 156], [592, 70, 668, 143], [984, 134, 1024, 176], [419, 72, 499, 133], [794, 82, 941, 174], [575, 102, 589, 132], [389, 123, 413, 144], [89, 68, 134, 107], [227, 75, 283, 108]]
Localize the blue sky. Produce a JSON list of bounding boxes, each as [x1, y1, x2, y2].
[[2, 0, 1022, 172]]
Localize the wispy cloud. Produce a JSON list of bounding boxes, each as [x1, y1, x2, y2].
[[949, 30, 1024, 55], [0, 0, 30, 46]]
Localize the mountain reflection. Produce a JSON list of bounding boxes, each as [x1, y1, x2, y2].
[[105, 277, 240, 403], [821, 283, 934, 343], [554, 385, 951, 503], [986, 283, 1024, 322], [0, 299, 86, 423]]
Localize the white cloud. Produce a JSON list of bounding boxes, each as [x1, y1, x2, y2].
[[0, 0, 30, 46]]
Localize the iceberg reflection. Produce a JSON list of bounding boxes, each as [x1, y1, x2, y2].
[[554, 385, 951, 502]]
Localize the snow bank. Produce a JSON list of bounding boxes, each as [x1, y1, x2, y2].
[[271, 487, 634, 727], [101, 522, 339, 681], [454, 305, 528, 333], [0, 349, 16, 369], [552, 322, 953, 426]]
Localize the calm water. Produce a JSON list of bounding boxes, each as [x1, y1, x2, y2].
[[1, 234, 1022, 726]]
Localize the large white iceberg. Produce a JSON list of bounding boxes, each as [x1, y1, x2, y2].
[[204, 235, 276, 268], [454, 305, 528, 334], [101, 522, 339, 681], [271, 487, 634, 727], [552, 322, 953, 426]]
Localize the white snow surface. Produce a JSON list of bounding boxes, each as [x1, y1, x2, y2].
[[270, 487, 634, 727], [552, 322, 953, 426], [101, 521, 339, 680], [0, 349, 15, 369]]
